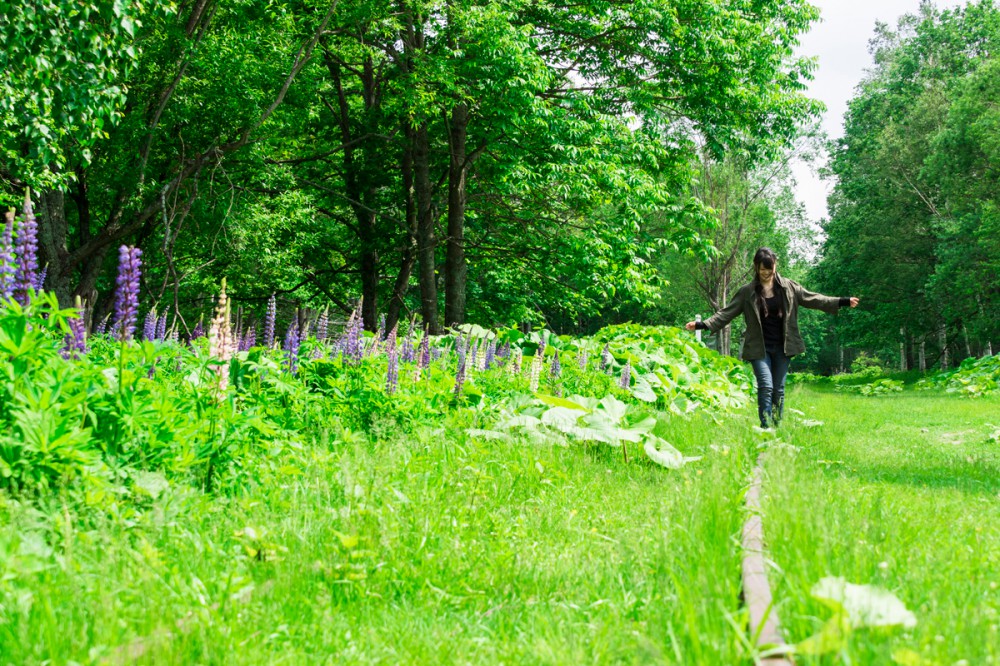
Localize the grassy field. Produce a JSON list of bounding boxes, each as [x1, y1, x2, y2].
[[5, 370, 999, 664], [762, 384, 1000, 665], [0, 410, 761, 665]]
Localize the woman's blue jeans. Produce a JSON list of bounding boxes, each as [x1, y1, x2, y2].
[[750, 346, 791, 428]]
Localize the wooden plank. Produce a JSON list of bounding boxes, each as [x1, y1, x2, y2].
[[742, 455, 795, 665]]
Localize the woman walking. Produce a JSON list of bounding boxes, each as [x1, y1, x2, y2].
[[685, 248, 859, 428]]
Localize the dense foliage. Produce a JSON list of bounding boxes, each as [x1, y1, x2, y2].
[[1, 0, 822, 334], [813, 0, 1000, 369], [0, 286, 751, 494]]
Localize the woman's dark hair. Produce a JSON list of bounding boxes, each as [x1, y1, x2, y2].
[[752, 247, 782, 318]]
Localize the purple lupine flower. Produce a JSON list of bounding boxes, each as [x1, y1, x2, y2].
[[143, 309, 157, 341], [283, 319, 301, 375], [401, 327, 416, 363], [191, 320, 205, 341], [346, 305, 364, 361], [485, 340, 496, 370], [112, 245, 142, 342], [578, 350, 588, 370], [386, 326, 399, 394], [35, 264, 47, 291], [240, 325, 257, 351], [13, 193, 39, 305], [420, 332, 431, 368], [468, 339, 479, 372], [619, 360, 631, 390], [454, 352, 467, 397], [156, 313, 168, 341], [498, 342, 510, 359], [550, 350, 561, 379], [432, 347, 443, 362], [601, 344, 613, 375], [316, 308, 328, 342], [62, 297, 87, 359], [263, 294, 277, 348], [95, 314, 110, 336], [0, 211, 15, 300]]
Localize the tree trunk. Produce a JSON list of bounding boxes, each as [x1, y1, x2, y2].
[[919, 339, 926, 372], [444, 103, 468, 327], [386, 125, 418, 332], [900, 327, 907, 371], [940, 325, 949, 372], [414, 121, 439, 333], [35, 189, 73, 305]]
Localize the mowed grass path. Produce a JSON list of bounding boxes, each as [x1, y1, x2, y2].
[[763, 385, 1000, 665], [1, 412, 759, 665]]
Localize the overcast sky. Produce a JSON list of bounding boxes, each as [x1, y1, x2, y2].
[[792, 0, 964, 223]]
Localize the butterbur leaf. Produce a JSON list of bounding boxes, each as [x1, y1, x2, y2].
[[541, 406, 586, 429], [537, 394, 589, 411], [498, 414, 542, 429], [630, 376, 657, 402], [811, 577, 918, 629], [597, 394, 628, 422], [465, 428, 512, 442], [643, 436, 700, 469]]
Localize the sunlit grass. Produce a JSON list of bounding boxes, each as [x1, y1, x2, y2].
[[762, 385, 1000, 664], [0, 410, 760, 664]]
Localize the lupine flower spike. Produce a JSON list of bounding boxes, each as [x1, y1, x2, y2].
[[0, 211, 15, 300], [454, 351, 467, 397], [476, 339, 487, 371], [263, 293, 277, 348], [578, 350, 588, 371], [620, 360, 631, 390], [156, 313, 168, 341], [602, 344, 613, 375], [283, 315, 301, 375], [13, 190, 39, 305], [316, 307, 328, 342], [386, 326, 399, 394], [63, 295, 87, 359], [191, 318, 205, 341], [416, 330, 431, 381], [113, 245, 142, 342], [143, 309, 157, 341], [207, 278, 235, 396], [529, 347, 544, 392]]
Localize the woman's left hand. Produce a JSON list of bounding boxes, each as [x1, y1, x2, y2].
[[849, 297, 860, 308]]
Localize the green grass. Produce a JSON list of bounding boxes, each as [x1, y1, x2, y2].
[[0, 411, 760, 665], [762, 385, 1000, 664]]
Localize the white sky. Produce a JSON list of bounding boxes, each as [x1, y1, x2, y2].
[[792, 0, 965, 224]]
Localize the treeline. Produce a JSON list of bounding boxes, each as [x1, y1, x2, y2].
[[813, 0, 1000, 371], [1, 0, 820, 335]]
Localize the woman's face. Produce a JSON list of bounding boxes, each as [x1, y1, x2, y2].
[[756, 262, 777, 281]]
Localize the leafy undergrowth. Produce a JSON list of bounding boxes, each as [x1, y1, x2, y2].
[[760, 385, 1000, 665], [0, 295, 766, 663], [0, 404, 762, 664]]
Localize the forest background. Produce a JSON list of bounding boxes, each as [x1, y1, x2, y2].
[[2, 0, 998, 374]]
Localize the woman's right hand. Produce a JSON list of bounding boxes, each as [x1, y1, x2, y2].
[[684, 321, 697, 331]]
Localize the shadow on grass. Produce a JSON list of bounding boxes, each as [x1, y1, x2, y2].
[[816, 455, 1000, 497]]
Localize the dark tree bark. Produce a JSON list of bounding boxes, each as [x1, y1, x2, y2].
[[385, 124, 418, 332], [444, 103, 468, 327], [413, 121, 439, 333]]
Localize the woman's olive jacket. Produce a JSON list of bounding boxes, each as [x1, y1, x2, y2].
[[703, 276, 842, 361]]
